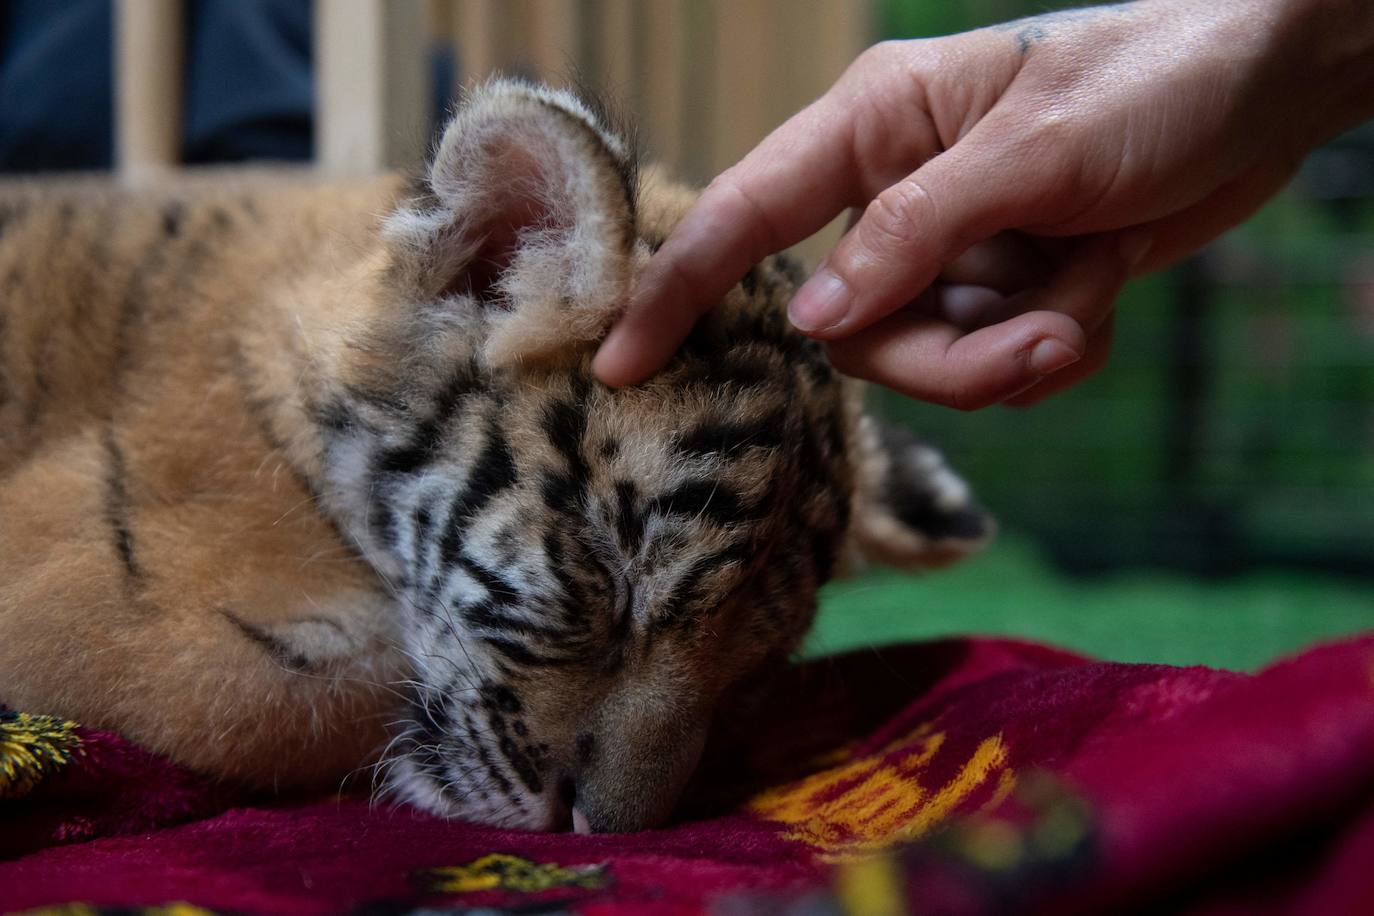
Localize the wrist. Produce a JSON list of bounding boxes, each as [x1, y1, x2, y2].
[[1255, 0, 1374, 144]]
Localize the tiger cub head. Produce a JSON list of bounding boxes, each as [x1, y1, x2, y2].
[[316, 81, 992, 832]]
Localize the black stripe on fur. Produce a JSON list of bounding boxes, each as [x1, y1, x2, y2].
[[102, 426, 143, 582]]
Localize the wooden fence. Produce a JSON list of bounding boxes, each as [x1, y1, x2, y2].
[[115, 0, 872, 189]]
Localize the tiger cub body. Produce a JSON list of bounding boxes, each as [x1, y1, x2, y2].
[[0, 82, 990, 832]]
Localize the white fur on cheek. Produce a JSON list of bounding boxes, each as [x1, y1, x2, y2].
[[319, 434, 408, 586]]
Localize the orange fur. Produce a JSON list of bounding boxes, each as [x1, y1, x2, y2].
[[0, 177, 406, 788], [0, 84, 991, 815]]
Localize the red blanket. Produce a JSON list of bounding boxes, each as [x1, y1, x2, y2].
[[4, 636, 1373, 915]]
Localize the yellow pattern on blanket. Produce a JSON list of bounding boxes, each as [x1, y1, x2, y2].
[[0, 712, 83, 799], [750, 724, 1016, 860]]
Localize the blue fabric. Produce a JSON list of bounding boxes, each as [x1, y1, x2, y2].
[[182, 0, 313, 164], [0, 1, 114, 170], [0, 0, 453, 172]]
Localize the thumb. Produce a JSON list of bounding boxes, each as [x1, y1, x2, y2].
[[787, 131, 1049, 339]]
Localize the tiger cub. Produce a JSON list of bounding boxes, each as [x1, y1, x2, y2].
[[0, 81, 991, 832]]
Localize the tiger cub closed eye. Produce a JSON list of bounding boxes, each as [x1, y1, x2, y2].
[[0, 81, 992, 832]]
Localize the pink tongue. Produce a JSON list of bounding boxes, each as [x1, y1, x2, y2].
[[572, 808, 592, 835]]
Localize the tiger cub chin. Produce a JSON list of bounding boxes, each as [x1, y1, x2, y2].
[[0, 80, 991, 832]]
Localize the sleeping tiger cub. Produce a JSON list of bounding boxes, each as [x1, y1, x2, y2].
[[0, 81, 991, 832]]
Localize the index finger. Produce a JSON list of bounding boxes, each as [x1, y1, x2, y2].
[[593, 95, 866, 387]]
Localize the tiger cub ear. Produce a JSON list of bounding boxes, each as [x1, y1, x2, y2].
[[849, 417, 996, 569], [383, 79, 638, 368]]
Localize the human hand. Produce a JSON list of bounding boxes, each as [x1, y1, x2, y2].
[[594, 0, 1374, 407]]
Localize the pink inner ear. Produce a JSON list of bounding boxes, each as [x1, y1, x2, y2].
[[439, 141, 568, 307], [441, 199, 542, 306]]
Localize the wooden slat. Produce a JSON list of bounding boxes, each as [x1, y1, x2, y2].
[[635, 0, 686, 174], [115, 0, 185, 180], [444, 0, 872, 199], [427, 0, 455, 41], [676, 0, 717, 183], [526, 0, 581, 84], [710, 0, 774, 172], [815, 0, 871, 88], [316, 0, 431, 176], [586, 0, 634, 98], [710, 0, 871, 175], [771, 1, 831, 119], [792, 0, 872, 265], [454, 0, 508, 87]]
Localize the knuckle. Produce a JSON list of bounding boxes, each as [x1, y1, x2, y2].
[[855, 40, 903, 74], [660, 258, 704, 317], [1001, 111, 1077, 177], [703, 174, 784, 260], [653, 256, 719, 323], [916, 363, 984, 412], [702, 169, 745, 202], [937, 386, 967, 411], [942, 382, 985, 412], [1026, 109, 1077, 149], [862, 179, 934, 252]]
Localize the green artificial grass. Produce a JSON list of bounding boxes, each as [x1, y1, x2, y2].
[[809, 534, 1373, 671]]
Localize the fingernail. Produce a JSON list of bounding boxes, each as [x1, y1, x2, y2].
[[789, 270, 851, 332], [1029, 338, 1081, 376]]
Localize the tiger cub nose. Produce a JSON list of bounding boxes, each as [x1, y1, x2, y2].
[[552, 742, 707, 833], [550, 701, 711, 833], [552, 772, 605, 835], [555, 773, 582, 833]]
